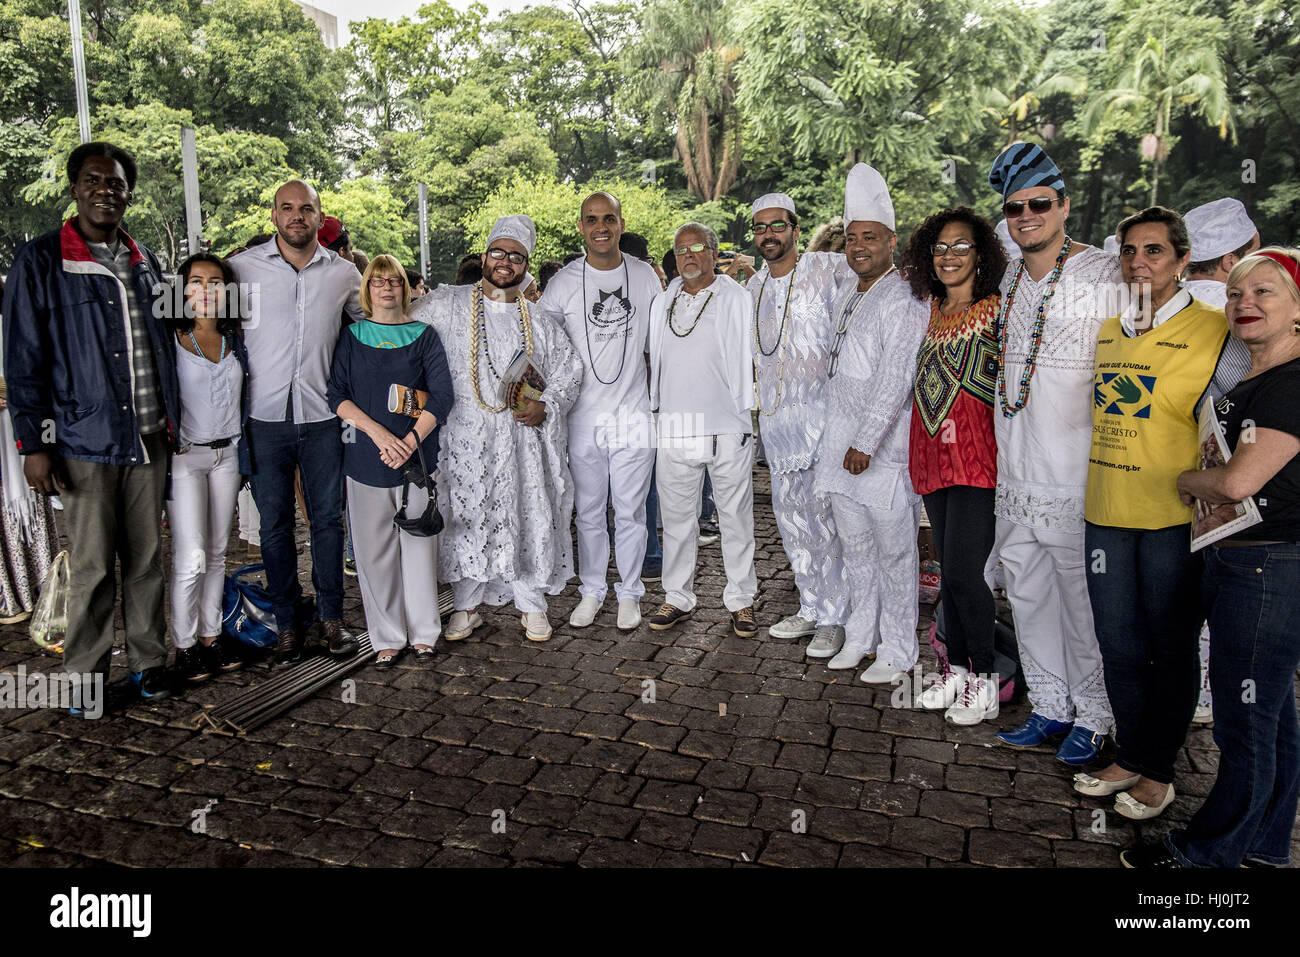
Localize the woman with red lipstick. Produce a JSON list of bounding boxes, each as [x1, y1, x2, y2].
[[1077, 207, 1230, 822], [1123, 247, 1300, 869]]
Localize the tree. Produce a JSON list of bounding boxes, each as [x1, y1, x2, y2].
[[621, 0, 743, 202]]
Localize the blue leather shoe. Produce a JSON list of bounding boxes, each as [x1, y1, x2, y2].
[[995, 712, 1073, 748], [1056, 725, 1105, 765]]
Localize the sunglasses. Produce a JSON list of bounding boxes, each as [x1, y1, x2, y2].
[[931, 241, 975, 257], [1002, 197, 1063, 218], [752, 221, 792, 235], [486, 247, 527, 265], [674, 242, 710, 256]]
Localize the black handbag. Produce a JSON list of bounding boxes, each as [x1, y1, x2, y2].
[[393, 439, 443, 537]]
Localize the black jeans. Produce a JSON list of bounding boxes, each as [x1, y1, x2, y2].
[[1085, 522, 1202, 783], [923, 485, 996, 674]]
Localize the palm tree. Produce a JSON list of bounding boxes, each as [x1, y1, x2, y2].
[[1082, 27, 1235, 205], [622, 0, 743, 202], [981, 72, 1089, 147]]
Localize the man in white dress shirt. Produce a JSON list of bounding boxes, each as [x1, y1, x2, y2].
[[536, 192, 660, 632], [647, 223, 759, 638], [746, 192, 851, 657]]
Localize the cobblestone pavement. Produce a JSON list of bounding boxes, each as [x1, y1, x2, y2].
[[1, 469, 1297, 868]]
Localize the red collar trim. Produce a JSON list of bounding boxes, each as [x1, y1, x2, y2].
[[60, 217, 146, 268]]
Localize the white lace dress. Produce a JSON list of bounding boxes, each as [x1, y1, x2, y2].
[[411, 285, 584, 605]]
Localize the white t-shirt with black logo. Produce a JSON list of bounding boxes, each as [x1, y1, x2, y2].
[[537, 254, 661, 426]]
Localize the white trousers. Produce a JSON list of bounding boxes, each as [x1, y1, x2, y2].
[[657, 433, 757, 612], [570, 420, 655, 602], [831, 492, 920, 668], [995, 518, 1113, 731], [237, 484, 260, 545], [346, 478, 442, 652], [771, 468, 849, 625], [168, 446, 241, 648], [452, 578, 546, 614]]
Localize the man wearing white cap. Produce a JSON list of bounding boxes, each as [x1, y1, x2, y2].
[[984, 143, 1119, 766], [813, 164, 930, 682], [1183, 198, 1260, 309], [411, 214, 584, 643], [746, 190, 852, 657], [535, 191, 661, 632]]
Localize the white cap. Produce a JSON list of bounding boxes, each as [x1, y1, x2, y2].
[[996, 219, 1020, 259], [1103, 234, 1119, 256], [751, 193, 796, 219], [1185, 198, 1257, 263], [842, 163, 895, 233], [487, 214, 536, 256]]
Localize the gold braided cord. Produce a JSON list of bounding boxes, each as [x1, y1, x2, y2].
[[468, 281, 534, 413]]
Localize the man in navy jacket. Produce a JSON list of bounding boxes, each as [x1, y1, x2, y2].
[[3, 141, 180, 704]]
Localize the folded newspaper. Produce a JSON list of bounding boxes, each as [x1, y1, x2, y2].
[[1190, 395, 1262, 551], [499, 349, 547, 416]]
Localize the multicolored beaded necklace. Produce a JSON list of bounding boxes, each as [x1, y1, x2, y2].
[[994, 236, 1072, 418], [469, 281, 534, 413]]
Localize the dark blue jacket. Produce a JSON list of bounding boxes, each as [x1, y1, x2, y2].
[[2, 218, 180, 466]]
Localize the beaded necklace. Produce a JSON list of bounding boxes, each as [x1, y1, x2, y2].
[[754, 257, 801, 416], [186, 329, 227, 363], [994, 236, 1072, 418], [469, 281, 534, 412], [667, 288, 714, 337], [581, 257, 632, 385], [827, 267, 895, 379]]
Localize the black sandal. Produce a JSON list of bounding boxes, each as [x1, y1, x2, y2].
[[374, 651, 400, 668], [411, 645, 436, 662]]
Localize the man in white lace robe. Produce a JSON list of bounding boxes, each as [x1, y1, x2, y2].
[[746, 192, 852, 657], [984, 144, 1118, 764], [813, 164, 929, 682], [410, 214, 583, 643]]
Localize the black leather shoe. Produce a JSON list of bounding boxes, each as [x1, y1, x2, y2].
[[274, 627, 303, 665], [131, 666, 173, 700], [175, 647, 213, 683], [323, 619, 356, 656], [201, 635, 245, 673]]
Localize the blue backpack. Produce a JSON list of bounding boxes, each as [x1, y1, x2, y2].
[[222, 564, 279, 648]]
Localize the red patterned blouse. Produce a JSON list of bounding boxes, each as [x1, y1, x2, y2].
[[908, 295, 1000, 496]]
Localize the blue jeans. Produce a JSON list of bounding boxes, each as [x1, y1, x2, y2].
[[644, 464, 662, 564], [1166, 542, 1300, 867], [1085, 522, 1202, 783], [246, 417, 344, 629]]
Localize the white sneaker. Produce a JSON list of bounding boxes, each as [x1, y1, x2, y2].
[[859, 658, 907, 684], [945, 674, 1000, 726], [569, 595, 602, 628], [916, 668, 968, 709], [805, 625, 845, 658], [444, 610, 483, 641], [617, 599, 641, 631], [827, 641, 872, 670], [522, 611, 553, 642], [1191, 704, 1214, 725], [768, 614, 816, 639]]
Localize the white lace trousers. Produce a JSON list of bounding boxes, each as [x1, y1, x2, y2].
[[570, 422, 655, 602], [771, 468, 849, 625], [831, 492, 920, 668], [995, 518, 1114, 732]]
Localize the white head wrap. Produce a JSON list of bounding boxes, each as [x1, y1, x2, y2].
[[1103, 234, 1120, 257], [487, 214, 536, 256], [842, 163, 895, 233], [1185, 198, 1257, 263], [751, 193, 796, 219], [996, 219, 1020, 259]]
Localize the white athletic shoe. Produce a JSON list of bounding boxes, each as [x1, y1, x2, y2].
[[522, 611, 553, 642], [827, 641, 872, 670], [805, 625, 845, 658], [944, 674, 1000, 726], [859, 658, 907, 684], [569, 595, 602, 628], [443, 610, 483, 641], [915, 668, 968, 709], [768, 614, 817, 639], [617, 599, 641, 631]]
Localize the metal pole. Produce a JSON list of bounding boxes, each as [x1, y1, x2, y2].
[[67, 0, 92, 143], [418, 182, 429, 280], [181, 127, 203, 256]]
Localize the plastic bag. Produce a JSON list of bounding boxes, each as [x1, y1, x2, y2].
[[30, 549, 70, 651]]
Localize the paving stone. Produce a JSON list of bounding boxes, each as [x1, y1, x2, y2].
[[569, 801, 642, 839], [578, 838, 661, 867], [894, 756, 945, 790], [632, 780, 703, 816], [690, 821, 763, 861], [571, 739, 644, 773], [919, 790, 990, 828], [945, 763, 1014, 797], [775, 742, 829, 774], [968, 828, 1054, 867], [823, 751, 893, 782], [990, 798, 1076, 839], [746, 765, 801, 799], [1012, 771, 1078, 806], [694, 788, 759, 826], [637, 750, 703, 783], [839, 843, 927, 867], [631, 811, 698, 850], [519, 733, 584, 763], [472, 723, 537, 755], [794, 773, 862, 809], [896, 737, 960, 765], [510, 790, 582, 828], [828, 703, 881, 731], [758, 830, 841, 867], [695, 760, 751, 791], [623, 721, 687, 751], [859, 780, 922, 817], [526, 763, 603, 796], [729, 737, 780, 767], [889, 817, 965, 861], [473, 754, 540, 786], [588, 772, 645, 807], [420, 745, 491, 777]]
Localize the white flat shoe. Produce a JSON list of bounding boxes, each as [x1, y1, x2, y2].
[[1115, 784, 1175, 820], [859, 658, 907, 684], [617, 598, 641, 631], [768, 614, 816, 639], [827, 643, 871, 670], [569, 595, 602, 628], [522, 611, 553, 642], [805, 625, 845, 658], [444, 610, 483, 641], [1073, 771, 1140, 797]]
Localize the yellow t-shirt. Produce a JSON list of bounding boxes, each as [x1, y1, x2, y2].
[[1086, 301, 1228, 529]]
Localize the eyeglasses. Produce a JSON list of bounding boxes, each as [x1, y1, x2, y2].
[[1002, 197, 1063, 218], [931, 241, 975, 257], [368, 276, 405, 288], [486, 247, 527, 265], [752, 221, 792, 235], [674, 242, 709, 256]]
